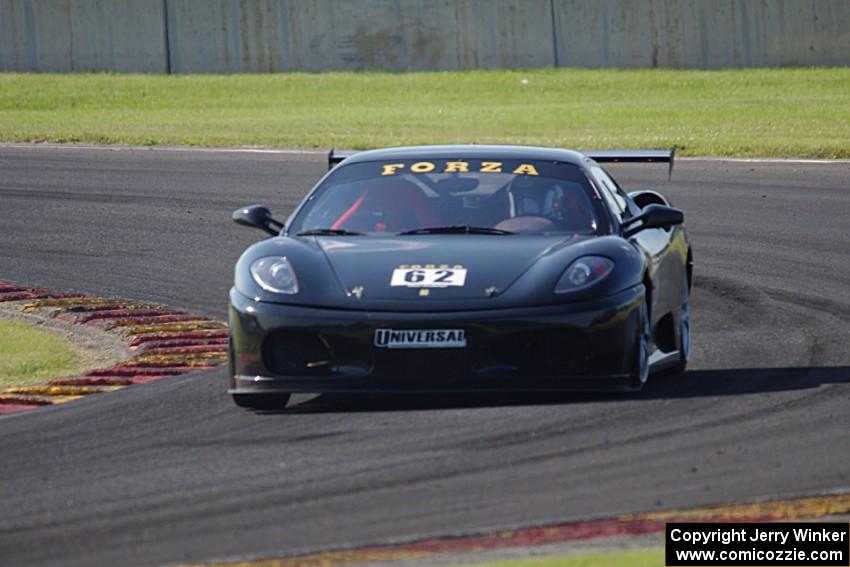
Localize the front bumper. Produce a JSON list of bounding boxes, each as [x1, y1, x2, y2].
[[228, 285, 645, 394]]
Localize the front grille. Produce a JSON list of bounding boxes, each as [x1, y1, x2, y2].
[[262, 330, 333, 376], [260, 320, 625, 381], [520, 330, 590, 376], [471, 326, 625, 378]]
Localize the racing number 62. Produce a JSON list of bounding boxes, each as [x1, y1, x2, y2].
[[392, 267, 468, 288], [404, 269, 455, 284]]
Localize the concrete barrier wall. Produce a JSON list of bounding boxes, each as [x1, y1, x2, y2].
[[554, 0, 850, 68], [1, 0, 848, 72], [165, 0, 556, 72], [0, 0, 168, 72]]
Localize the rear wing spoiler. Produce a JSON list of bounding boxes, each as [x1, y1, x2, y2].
[[582, 148, 676, 180], [328, 149, 357, 169], [329, 147, 676, 179]]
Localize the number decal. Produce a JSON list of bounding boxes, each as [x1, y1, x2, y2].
[[391, 267, 467, 288], [433, 270, 453, 283], [405, 270, 426, 283]]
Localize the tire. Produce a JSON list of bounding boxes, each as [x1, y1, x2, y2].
[[672, 277, 691, 375], [228, 336, 236, 388], [232, 393, 291, 410], [629, 299, 652, 390]]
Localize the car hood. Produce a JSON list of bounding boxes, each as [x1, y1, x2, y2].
[[235, 232, 644, 312], [317, 235, 580, 301]]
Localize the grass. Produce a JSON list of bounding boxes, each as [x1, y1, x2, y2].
[[0, 319, 86, 389], [0, 68, 848, 157], [459, 548, 663, 567]]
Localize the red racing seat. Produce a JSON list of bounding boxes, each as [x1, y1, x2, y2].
[[332, 180, 442, 233]]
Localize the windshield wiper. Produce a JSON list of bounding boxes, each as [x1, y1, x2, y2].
[[398, 225, 514, 236], [296, 228, 364, 236]]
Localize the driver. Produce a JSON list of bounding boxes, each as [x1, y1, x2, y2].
[[506, 174, 543, 217], [497, 176, 595, 233]]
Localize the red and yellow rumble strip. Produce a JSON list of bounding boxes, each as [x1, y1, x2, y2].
[[190, 493, 850, 567], [0, 279, 228, 415]]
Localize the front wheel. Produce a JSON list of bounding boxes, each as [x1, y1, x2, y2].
[[232, 393, 291, 410], [628, 300, 652, 390]]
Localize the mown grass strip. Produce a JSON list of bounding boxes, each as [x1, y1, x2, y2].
[[190, 547, 662, 567], [459, 548, 662, 567], [1, 68, 848, 157], [0, 318, 87, 389]]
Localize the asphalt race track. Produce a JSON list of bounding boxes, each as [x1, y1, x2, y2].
[[0, 147, 848, 567]]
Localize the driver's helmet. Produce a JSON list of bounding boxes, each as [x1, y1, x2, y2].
[[506, 174, 543, 217], [507, 175, 571, 221]]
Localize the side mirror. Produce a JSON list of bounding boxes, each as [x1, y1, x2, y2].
[[622, 204, 683, 238], [232, 205, 284, 237]]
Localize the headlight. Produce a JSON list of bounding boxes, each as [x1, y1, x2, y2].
[[250, 257, 299, 294], [555, 256, 614, 293]]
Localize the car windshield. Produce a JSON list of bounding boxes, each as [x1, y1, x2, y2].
[[289, 159, 602, 236]]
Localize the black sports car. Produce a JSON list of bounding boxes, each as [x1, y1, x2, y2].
[[228, 145, 692, 409]]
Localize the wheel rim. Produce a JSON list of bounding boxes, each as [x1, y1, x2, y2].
[[679, 283, 691, 364], [637, 303, 651, 384]]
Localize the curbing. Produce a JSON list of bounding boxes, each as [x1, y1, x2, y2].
[[184, 493, 850, 567], [0, 279, 228, 415]]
